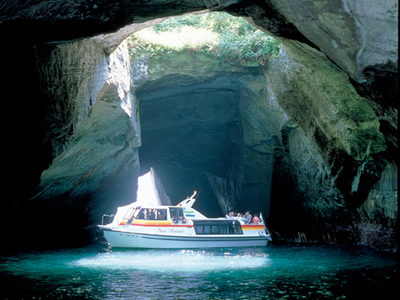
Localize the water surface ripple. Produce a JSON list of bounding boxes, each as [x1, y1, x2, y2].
[[0, 244, 396, 299]]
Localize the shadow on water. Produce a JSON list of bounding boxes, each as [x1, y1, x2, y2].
[[0, 243, 397, 299]]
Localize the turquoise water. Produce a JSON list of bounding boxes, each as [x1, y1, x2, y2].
[[0, 243, 396, 299]]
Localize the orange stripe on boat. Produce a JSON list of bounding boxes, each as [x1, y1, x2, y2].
[[156, 221, 172, 226], [119, 220, 127, 226], [129, 220, 193, 228], [131, 220, 156, 226], [242, 225, 265, 230]]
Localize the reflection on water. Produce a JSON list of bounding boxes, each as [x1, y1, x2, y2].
[[71, 249, 271, 272], [0, 244, 396, 299]]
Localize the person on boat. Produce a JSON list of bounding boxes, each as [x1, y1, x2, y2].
[[252, 213, 260, 224], [157, 209, 167, 220], [147, 209, 156, 220], [237, 213, 248, 224], [178, 215, 186, 224], [245, 211, 252, 224], [226, 211, 235, 219], [171, 212, 178, 224]]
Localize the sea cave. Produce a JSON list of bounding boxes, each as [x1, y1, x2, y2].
[[0, 0, 397, 252]]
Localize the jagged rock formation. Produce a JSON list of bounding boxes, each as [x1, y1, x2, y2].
[[0, 0, 397, 250]]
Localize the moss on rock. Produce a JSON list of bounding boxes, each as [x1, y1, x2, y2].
[[268, 40, 386, 162]]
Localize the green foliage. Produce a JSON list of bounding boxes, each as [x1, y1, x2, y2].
[[129, 12, 281, 65], [127, 38, 169, 58], [153, 14, 205, 32]]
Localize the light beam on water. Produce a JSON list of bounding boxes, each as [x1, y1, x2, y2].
[[71, 249, 271, 272]]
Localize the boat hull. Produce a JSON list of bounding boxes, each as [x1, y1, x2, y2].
[[101, 228, 269, 249]]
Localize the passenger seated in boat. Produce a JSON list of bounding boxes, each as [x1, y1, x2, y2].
[[178, 215, 186, 224]]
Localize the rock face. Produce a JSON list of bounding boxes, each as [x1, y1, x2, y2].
[[265, 0, 398, 83], [3, 38, 142, 246], [0, 0, 397, 250]]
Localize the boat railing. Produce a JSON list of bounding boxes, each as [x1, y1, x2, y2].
[[102, 214, 115, 225]]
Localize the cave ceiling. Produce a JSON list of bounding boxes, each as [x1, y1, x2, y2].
[[1, 0, 397, 84]]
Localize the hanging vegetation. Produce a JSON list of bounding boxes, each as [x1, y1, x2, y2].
[[128, 12, 281, 66]]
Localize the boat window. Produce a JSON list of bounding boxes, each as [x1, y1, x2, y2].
[[196, 225, 204, 234], [219, 225, 227, 234], [193, 220, 243, 235], [212, 225, 219, 234], [136, 208, 147, 219], [155, 209, 167, 220], [170, 207, 186, 224], [135, 208, 167, 220]]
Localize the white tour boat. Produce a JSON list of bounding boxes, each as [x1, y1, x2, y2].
[[98, 169, 272, 249]]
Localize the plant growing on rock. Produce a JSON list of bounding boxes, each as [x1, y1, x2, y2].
[[127, 12, 281, 66]]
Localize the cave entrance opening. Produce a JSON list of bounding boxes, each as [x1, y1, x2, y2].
[[130, 12, 281, 218]]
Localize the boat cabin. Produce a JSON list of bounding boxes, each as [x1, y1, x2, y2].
[[120, 206, 189, 225], [99, 172, 272, 248], [116, 197, 207, 227]]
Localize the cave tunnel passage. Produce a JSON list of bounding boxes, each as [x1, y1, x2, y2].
[[136, 72, 271, 218], [131, 12, 280, 219]]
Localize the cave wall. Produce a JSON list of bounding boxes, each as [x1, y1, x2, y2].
[[267, 41, 387, 162], [238, 74, 289, 220], [266, 0, 398, 83], [355, 161, 397, 251], [2, 36, 143, 247], [271, 122, 397, 251], [265, 41, 397, 250], [34, 39, 141, 219]]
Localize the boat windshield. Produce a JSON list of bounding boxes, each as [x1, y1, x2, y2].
[[123, 207, 135, 220], [132, 206, 142, 219], [123, 206, 141, 220], [123, 206, 141, 225]]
